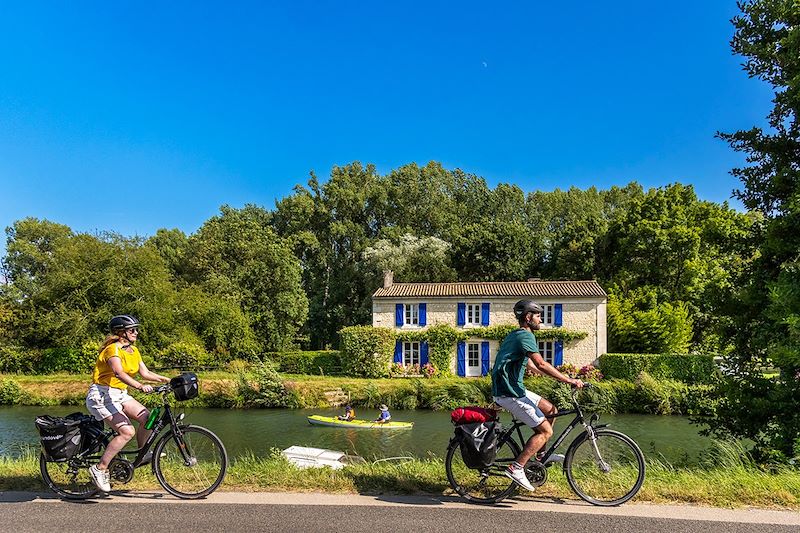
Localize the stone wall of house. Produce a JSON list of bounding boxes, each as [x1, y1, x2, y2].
[[372, 297, 606, 370]]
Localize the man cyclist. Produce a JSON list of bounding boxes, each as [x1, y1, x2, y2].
[[491, 300, 584, 492]]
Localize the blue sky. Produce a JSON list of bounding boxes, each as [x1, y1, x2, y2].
[[0, 1, 773, 253]]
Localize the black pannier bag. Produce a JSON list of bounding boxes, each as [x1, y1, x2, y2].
[[456, 421, 502, 469], [35, 414, 83, 462], [170, 372, 199, 401], [65, 412, 106, 455]]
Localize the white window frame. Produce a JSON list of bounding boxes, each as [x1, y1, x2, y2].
[[538, 340, 555, 365], [466, 303, 481, 326], [466, 342, 481, 377], [404, 304, 419, 326], [540, 304, 555, 327], [403, 341, 420, 366]]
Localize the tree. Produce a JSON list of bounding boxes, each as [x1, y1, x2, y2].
[[607, 287, 693, 354], [363, 234, 457, 283], [187, 205, 308, 352], [599, 184, 755, 349], [708, 0, 800, 460], [1, 218, 179, 349]]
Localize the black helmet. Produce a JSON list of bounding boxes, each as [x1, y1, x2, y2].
[[109, 315, 140, 333], [513, 300, 543, 319]]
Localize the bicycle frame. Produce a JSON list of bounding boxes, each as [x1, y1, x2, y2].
[[502, 389, 607, 464], [78, 392, 190, 469]]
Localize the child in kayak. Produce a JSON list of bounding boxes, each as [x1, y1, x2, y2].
[[374, 404, 391, 424], [337, 404, 356, 421]]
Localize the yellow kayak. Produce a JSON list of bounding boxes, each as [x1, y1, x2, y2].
[[307, 415, 413, 430]]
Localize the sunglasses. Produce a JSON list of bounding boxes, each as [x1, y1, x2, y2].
[[125, 328, 139, 334]]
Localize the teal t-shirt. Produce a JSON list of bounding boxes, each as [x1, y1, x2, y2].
[[491, 328, 539, 398]]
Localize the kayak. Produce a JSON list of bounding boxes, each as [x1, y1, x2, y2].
[[307, 415, 413, 430]]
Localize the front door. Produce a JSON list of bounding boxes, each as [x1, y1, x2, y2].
[[466, 343, 481, 377]]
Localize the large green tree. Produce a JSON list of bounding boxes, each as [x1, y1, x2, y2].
[[187, 205, 308, 352], [1, 218, 178, 349], [599, 184, 755, 349], [709, 0, 800, 460]]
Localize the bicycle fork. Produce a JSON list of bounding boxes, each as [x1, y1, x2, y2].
[[583, 425, 611, 473]]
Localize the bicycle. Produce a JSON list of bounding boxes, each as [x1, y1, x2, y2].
[[445, 385, 646, 506], [39, 379, 228, 500]]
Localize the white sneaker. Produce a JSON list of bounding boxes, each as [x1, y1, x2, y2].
[[544, 453, 565, 465], [89, 465, 111, 492], [504, 466, 536, 492]]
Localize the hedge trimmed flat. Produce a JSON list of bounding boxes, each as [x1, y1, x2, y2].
[[307, 415, 413, 430]]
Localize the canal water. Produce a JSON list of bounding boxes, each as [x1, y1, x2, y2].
[[1, 405, 714, 465]]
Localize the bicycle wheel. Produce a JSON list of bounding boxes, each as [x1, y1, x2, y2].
[[153, 425, 228, 499], [564, 428, 645, 506], [445, 434, 520, 504], [39, 453, 99, 500]]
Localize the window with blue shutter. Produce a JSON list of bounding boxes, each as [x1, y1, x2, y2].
[[554, 340, 564, 366], [481, 302, 490, 326], [457, 303, 466, 326], [481, 341, 490, 376], [554, 304, 563, 327], [419, 303, 427, 326], [456, 341, 466, 376], [394, 340, 403, 363], [420, 341, 429, 365], [395, 304, 403, 327]]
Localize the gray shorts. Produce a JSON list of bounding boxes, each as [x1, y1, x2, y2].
[[493, 390, 546, 428], [86, 384, 134, 421]]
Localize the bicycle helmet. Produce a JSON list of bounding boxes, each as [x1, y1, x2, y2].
[[108, 314, 140, 333], [513, 300, 543, 319]]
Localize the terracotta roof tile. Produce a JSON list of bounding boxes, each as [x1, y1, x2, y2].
[[372, 280, 606, 298]]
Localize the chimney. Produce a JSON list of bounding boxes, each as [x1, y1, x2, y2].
[[383, 270, 394, 289]]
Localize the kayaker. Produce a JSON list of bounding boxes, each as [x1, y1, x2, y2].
[[374, 404, 391, 424], [337, 404, 356, 421]]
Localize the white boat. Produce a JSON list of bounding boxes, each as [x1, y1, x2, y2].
[[281, 446, 366, 470]]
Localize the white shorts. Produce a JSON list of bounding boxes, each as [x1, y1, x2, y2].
[[493, 390, 546, 428], [86, 384, 134, 421]]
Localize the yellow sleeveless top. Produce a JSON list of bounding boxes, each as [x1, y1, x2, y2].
[[91, 343, 142, 390]]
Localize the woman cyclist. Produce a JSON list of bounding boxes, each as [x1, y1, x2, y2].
[[85, 315, 170, 492]]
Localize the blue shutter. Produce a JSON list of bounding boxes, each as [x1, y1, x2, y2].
[[481, 302, 490, 326], [420, 341, 429, 365], [419, 303, 427, 326], [554, 340, 564, 366], [456, 341, 466, 376], [396, 304, 404, 327], [457, 303, 466, 326], [481, 341, 490, 376], [394, 341, 403, 364], [554, 304, 563, 327]]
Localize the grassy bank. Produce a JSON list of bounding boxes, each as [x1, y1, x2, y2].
[[1, 371, 715, 416], [2, 447, 798, 509]]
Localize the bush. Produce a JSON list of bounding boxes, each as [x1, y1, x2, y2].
[[339, 326, 395, 378], [0, 345, 42, 373], [158, 341, 211, 370], [40, 346, 96, 374], [267, 350, 342, 375], [599, 353, 717, 384], [234, 361, 298, 408], [0, 378, 25, 404]]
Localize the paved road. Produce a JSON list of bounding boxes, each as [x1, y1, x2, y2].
[[1, 492, 797, 533]]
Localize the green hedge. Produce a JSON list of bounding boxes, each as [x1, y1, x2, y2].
[[267, 350, 343, 376], [599, 353, 717, 384], [0, 344, 97, 374], [339, 326, 395, 378]]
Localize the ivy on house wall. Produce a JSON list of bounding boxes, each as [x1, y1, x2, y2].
[[393, 324, 588, 376]]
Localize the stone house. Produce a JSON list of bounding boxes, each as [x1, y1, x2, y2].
[[371, 274, 607, 377]]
